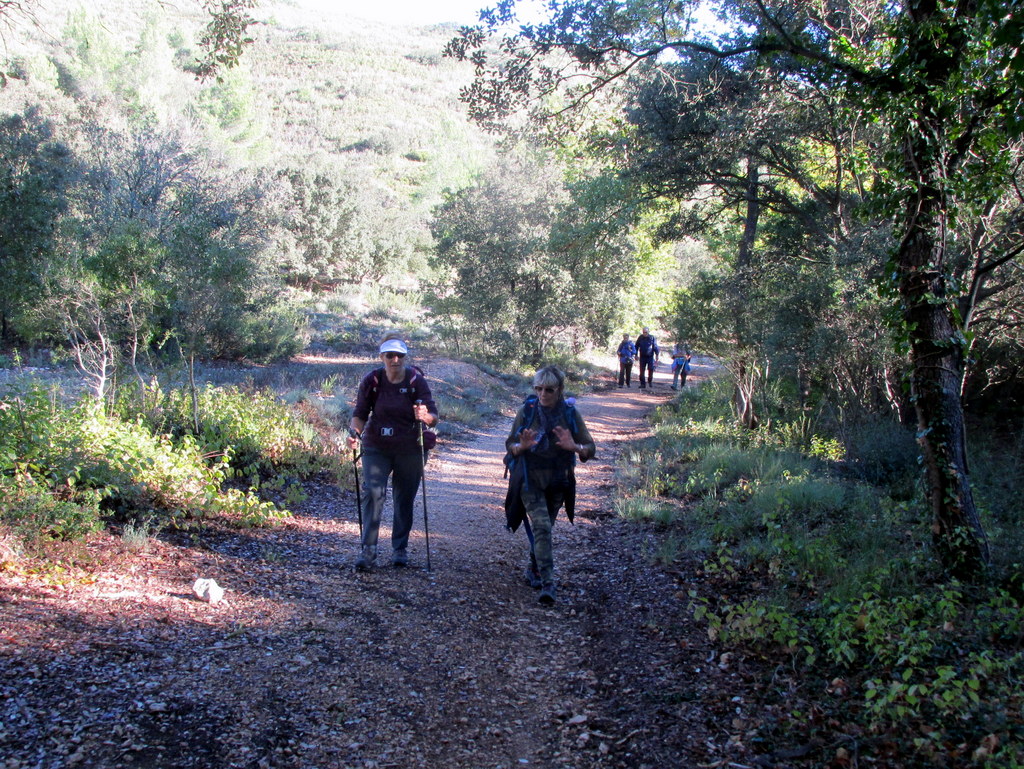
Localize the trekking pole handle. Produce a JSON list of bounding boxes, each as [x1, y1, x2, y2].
[[414, 399, 428, 423]]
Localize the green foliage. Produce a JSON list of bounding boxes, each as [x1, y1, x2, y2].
[[0, 389, 280, 528], [618, 378, 1024, 764], [119, 382, 338, 482], [0, 108, 76, 341], [840, 419, 920, 493], [615, 494, 676, 524], [430, 151, 641, 364], [0, 377, 347, 549], [0, 473, 103, 545], [194, 0, 258, 81], [0, 2, 495, 361], [364, 285, 424, 323], [69, 405, 276, 522]]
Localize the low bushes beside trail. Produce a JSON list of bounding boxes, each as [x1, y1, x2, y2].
[[612, 378, 1024, 767]]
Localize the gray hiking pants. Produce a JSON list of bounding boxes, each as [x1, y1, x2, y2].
[[359, 447, 423, 556]]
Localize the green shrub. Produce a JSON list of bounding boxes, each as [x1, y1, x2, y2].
[[0, 474, 103, 543], [0, 384, 60, 475], [841, 419, 919, 492], [614, 341, 1024, 766], [615, 494, 675, 523], [2, 385, 294, 542], [231, 307, 307, 363], [364, 284, 423, 321], [133, 384, 337, 480], [68, 407, 228, 517], [745, 474, 847, 522]]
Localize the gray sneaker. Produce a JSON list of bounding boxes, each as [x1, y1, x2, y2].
[[538, 583, 556, 605], [392, 549, 408, 568], [354, 548, 375, 572]]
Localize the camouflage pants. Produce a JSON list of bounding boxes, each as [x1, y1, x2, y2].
[[522, 485, 555, 586]]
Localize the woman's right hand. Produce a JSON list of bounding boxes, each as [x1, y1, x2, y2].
[[519, 428, 538, 451]]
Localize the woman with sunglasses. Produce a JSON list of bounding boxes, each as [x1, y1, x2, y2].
[[347, 336, 438, 571], [505, 365, 595, 605]]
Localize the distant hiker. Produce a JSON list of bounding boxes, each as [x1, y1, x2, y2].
[[504, 365, 595, 606], [347, 336, 438, 571], [671, 345, 692, 390], [616, 333, 636, 388], [635, 327, 660, 389]]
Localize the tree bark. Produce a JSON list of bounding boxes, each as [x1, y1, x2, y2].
[[732, 155, 761, 429], [893, 0, 991, 578], [897, 176, 991, 577]]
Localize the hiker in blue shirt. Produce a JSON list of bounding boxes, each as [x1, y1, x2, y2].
[[671, 344, 692, 390], [616, 333, 636, 388], [635, 327, 660, 389], [504, 366, 595, 605]]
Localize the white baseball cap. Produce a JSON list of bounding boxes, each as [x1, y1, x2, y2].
[[379, 339, 408, 355]]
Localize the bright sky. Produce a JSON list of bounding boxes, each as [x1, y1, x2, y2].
[[289, 0, 547, 27]]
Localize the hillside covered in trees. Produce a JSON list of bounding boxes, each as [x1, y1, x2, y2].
[[0, 0, 499, 361]]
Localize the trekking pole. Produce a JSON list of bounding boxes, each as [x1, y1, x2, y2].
[[415, 400, 432, 571], [349, 431, 363, 539]]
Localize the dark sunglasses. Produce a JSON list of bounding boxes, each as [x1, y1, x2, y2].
[[384, 352, 406, 360], [534, 385, 556, 394]]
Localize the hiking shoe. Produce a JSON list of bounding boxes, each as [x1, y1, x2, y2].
[[538, 584, 556, 605], [392, 549, 408, 568], [354, 548, 375, 572], [525, 565, 543, 589]]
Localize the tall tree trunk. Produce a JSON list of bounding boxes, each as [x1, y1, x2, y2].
[[897, 168, 990, 577], [894, 0, 991, 578], [732, 154, 761, 429]]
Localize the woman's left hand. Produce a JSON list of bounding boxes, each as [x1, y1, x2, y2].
[[413, 403, 433, 425], [552, 425, 577, 451]]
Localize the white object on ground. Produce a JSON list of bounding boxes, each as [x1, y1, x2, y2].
[[192, 577, 225, 604]]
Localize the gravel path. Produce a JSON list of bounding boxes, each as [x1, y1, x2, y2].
[[1, 360, 739, 769]]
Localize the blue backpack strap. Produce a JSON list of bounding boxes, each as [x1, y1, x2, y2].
[[565, 402, 577, 433], [504, 394, 539, 479]]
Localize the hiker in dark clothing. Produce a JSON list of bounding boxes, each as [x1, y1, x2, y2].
[[617, 333, 636, 388], [504, 366, 595, 605], [636, 327, 660, 389], [347, 336, 438, 571]]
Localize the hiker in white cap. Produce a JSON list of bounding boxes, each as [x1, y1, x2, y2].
[[347, 335, 438, 570]]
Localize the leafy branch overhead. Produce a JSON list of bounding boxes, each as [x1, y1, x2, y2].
[[194, 0, 259, 80], [450, 0, 1023, 136]]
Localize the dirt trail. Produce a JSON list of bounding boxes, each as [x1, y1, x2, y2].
[[1, 361, 736, 769]]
